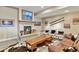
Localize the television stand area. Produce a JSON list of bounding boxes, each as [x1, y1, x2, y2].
[[25, 34, 52, 52]]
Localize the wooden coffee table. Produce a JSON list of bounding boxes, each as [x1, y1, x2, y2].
[[25, 34, 52, 51]]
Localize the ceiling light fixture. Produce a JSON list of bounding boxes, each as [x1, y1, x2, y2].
[[41, 9, 52, 14], [65, 10, 69, 13], [41, 6, 69, 15], [41, 6, 44, 8]]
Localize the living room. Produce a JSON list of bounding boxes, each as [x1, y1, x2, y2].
[[0, 6, 79, 52]]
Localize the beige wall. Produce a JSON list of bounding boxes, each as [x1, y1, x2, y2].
[[64, 12, 79, 35], [45, 11, 79, 35], [0, 7, 36, 41], [0, 7, 18, 41]]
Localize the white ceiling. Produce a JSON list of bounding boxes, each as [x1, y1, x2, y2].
[[15, 6, 79, 19], [15, 6, 56, 13], [35, 6, 79, 18]]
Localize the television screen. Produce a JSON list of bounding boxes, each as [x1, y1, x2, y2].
[[22, 10, 32, 20], [51, 30, 56, 34], [34, 21, 41, 26], [45, 30, 49, 33], [58, 31, 64, 35], [45, 21, 48, 25], [0, 21, 1, 26], [1, 20, 13, 26]]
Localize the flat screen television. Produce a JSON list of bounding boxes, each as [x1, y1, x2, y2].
[[1, 20, 14, 26], [45, 30, 49, 33], [22, 10, 32, 20], [58, 31, 64, 35], [45, 21, 48, 25], [34, 21, 41, 26], [0, 21, 1, 26], [51, 30, 56, 34]]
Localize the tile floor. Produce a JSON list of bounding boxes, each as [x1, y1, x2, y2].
[[0, 39, 18, 51]]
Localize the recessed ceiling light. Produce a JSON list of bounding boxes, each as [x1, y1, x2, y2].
[[41, 6, 44, 8], [65, 10, 69, 13], [41, 9, 52, 14]]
